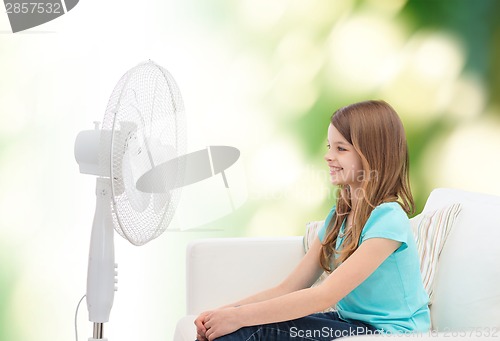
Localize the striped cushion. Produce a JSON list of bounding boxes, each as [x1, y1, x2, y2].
[[303, 220, 324, 253], [411, 203, 462, 304], [304, 220, 329, 285]]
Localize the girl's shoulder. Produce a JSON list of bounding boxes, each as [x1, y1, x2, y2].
[[371, 201, 407, 217], [361, 201, 411, 243], [368, 201, 409, 226]]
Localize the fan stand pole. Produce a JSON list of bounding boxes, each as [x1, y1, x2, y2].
[[87, 178, 115, 341], [93, 322, 104, 339]]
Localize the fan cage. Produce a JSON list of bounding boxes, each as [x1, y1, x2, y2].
[[99, 61, 186, 245]]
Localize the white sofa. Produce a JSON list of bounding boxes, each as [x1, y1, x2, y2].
[[174, 188, 500, 340]]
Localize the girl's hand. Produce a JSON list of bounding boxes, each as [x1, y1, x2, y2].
[[194, 311, 210, 341], [203, 307, 243, 341]]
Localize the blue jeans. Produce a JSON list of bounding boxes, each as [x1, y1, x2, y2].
[[200, 311, 378, 341]]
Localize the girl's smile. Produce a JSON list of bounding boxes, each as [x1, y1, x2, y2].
[[329, 166, 343, 175]]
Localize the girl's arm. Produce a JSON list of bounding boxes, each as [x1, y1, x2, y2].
[[203, 237, 401, 340]]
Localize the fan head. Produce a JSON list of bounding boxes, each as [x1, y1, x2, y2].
[[99, 60, 186, 245]]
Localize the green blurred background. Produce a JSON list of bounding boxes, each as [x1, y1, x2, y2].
[[1, 0, 499, 340]]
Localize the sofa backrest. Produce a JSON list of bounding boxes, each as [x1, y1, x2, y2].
[[186, 237, 304, 314], [422, 188, 500, 330]]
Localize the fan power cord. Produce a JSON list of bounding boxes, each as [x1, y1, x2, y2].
[[74, 294, 86, 341]]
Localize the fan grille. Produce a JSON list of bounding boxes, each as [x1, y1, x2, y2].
[[99, 61, 186, 245]]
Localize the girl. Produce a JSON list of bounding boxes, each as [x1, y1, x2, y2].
[[195, 100, 430, 341]]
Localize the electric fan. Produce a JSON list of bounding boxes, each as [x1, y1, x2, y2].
[[74, 60, 186, 340]]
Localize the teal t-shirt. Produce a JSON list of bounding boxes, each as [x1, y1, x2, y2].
[[318, 202, 430, 334]]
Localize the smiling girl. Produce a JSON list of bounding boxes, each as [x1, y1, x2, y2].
[[195, 100, 430, 340]]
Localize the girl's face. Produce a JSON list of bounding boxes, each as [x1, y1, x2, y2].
[[324, 123, 364, 190]]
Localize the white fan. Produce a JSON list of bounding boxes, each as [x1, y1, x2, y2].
[[74, 60, 186, 340]]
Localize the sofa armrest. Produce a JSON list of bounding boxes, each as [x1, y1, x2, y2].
[[185, 236, 304, 315]]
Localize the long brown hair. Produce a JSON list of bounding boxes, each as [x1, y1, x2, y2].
[[320, 100, 414, 272]]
